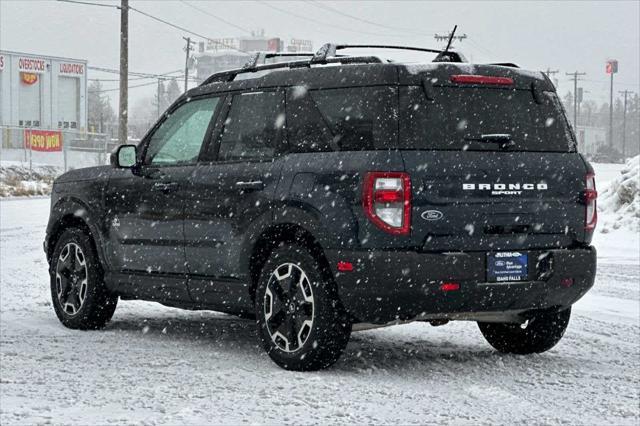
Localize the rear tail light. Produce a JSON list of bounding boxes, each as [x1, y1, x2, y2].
[[450, 74, 514, 86], [363, 172, 411, 235], [440, 282, 460, 292], [584, 173, 597, 231]]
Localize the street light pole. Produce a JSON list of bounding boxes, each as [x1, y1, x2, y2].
[[118, 0, 129, 146]]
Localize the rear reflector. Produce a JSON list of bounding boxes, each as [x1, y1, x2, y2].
[[440, 282, 460, 292], [363, 172, 411, 235], [337, 261, 354, 272], [584, 173, 597, 231], [450, 74, 514, 86], [560, 278, 574, 288]]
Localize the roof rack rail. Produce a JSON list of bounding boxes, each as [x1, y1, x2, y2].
[[487, 62, 520, 68], [199, 55, 383, 86], [242, 51, 316, 70]]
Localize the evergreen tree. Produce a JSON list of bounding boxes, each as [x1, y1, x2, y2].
[[87, 80, 116, 134]]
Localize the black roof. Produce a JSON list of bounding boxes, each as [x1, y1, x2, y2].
[[188, 43, 553, 98]]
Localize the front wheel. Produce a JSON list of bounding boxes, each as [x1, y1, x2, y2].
[[478, 307, 571, 354], [255, 244, 351, 371], [49, 228, 118, 329]]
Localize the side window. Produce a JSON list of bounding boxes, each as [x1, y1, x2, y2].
[[286, 86, 398, 152], [145, 97, 219, 165], [217, 91, 285, 161]]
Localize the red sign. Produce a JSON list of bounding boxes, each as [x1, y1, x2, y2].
[[606, 60, 618, 74], [20, 72, 38, 85], [24, 130, 63, 152], [267, 38, 281, 52]]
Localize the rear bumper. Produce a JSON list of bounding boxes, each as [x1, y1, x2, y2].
[[325, 246, 597, 324]]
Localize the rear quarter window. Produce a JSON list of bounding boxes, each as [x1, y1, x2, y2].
[[399, 86, 576, 152], [286, 86, 398, 152]]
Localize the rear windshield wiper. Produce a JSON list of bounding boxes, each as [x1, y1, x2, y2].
[[464, 134, 515, 149]]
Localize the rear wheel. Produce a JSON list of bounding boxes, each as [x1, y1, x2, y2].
[[478, 307, 571, 354], [255, 244, 351, 371], [50, 228, 118, 329]]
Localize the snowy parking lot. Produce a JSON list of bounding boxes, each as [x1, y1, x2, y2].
[[1, 163, 638, 425]]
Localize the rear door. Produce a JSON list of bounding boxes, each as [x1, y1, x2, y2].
[[184, 90, 286, 304], [397, 69, 588, 252]]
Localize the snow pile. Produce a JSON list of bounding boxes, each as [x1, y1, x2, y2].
[[598, 155, 640, 233], [0, 162, 62, 197]]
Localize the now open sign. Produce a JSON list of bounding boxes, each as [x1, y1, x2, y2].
[[24, 129, 63, 152]]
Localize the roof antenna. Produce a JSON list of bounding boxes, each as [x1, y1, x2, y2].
[[444, 25, 458, 53]]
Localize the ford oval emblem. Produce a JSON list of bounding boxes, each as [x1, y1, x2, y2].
[[421, 210, 443, 221]]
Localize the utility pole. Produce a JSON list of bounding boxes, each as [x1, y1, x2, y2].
[[118, 0, 129, 146], [183, 37, 195, 93], [543, 69, 559, 88], [618, 90, 634, 159], [566, 71, 586, 127], [157, 78, 162, 119], [606, 60, 619, 148]]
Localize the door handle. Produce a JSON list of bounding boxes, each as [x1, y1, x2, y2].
[[151, 182, 179, 193], [235, 180, 265, 190]]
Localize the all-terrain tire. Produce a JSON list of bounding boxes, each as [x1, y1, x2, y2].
[[255, 244, 351, 371], [478, 307, 571, 354], [49, 227, 118, 329]]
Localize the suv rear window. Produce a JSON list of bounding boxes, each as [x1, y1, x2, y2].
[[287, 86, 397, 152], [399, 86, 576, 152]]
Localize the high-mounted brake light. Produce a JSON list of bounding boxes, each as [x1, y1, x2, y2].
[[584, 173, 597, 231], [363, 172, 411, 235], [450, 75, 514, 86]]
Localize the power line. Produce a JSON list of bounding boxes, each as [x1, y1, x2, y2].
[[179, 0, 253, 35], [127, 5, 249, 53], [256, 1, 417, 38], [88, 80, 160, 93], [88, 66, 183, 79], [304, 0, 438, 36], [57, 0, 120, 9]]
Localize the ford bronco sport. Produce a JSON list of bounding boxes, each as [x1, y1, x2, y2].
[[45, 44, 597, 371]]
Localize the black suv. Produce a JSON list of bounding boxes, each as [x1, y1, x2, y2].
[[45, 45, 597, 371]]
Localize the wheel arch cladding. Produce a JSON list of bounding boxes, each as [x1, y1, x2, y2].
[[47, 198, 104, 267], [248, 223, 334, 302]]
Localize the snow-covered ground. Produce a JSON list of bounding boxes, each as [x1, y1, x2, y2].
[[0, 164, 638, 425]]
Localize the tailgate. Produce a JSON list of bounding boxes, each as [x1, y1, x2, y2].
[[403, 151, 589, 251]]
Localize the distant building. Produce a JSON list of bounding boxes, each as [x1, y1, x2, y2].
[[0, 50, 87, 132], [193, 32, 313, 84], [576, 125, 607, 155]]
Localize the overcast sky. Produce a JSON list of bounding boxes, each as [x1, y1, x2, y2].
[[1, 0, 638, 108]]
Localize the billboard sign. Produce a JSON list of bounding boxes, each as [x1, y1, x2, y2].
[[606, 60, 618, 74], [24, 129, 63, 152]]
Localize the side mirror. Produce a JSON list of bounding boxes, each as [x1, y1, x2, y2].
[[111, 145, 137, 168]]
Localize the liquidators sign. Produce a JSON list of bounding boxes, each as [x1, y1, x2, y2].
[[24, 129, 63, 152]]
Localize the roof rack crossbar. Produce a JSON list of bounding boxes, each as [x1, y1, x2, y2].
[[242, 51, 316, 70], [199, 55, 383, 86], [312, 43, 443, 63]]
